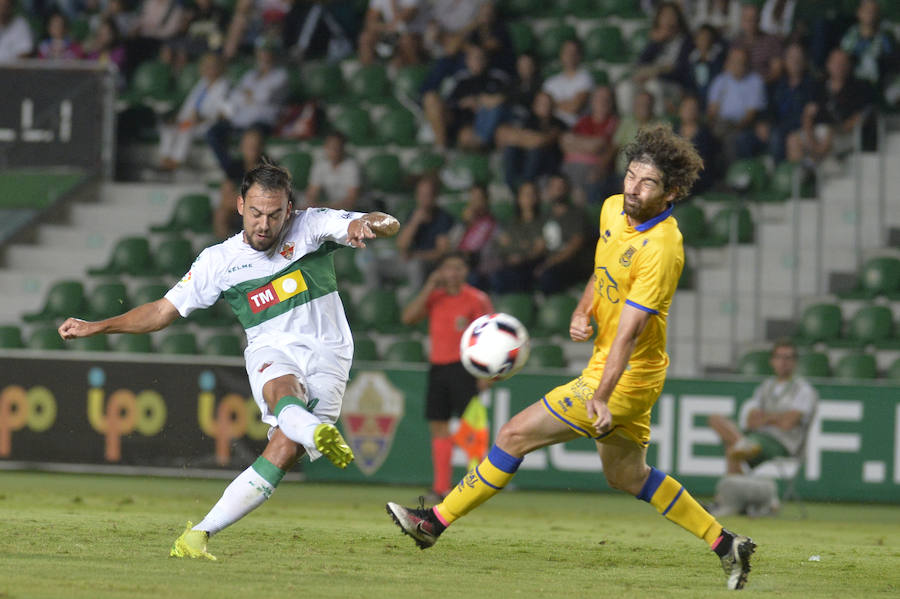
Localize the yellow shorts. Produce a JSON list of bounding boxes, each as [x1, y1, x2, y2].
[[541, 374, 664, 447]]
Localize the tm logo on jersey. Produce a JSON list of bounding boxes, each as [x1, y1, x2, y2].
[[247, 270, 308, 313]]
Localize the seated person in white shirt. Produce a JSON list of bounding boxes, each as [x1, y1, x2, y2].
[[541, 39, 594, 127], [158, 52, 229, 171], [304, 133, 361, 211], [0, 0, 34, 61]]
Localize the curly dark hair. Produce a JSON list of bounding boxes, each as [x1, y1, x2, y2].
[[623, 123, 704, 202]]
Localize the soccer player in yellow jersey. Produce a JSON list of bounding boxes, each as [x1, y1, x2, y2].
[[387, 124, 756, 590]]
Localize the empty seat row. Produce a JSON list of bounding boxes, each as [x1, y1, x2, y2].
[[738, 348, 899, 381], [794, 302, 900, 349]]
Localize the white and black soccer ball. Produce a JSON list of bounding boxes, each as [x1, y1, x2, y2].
[[460, 313, 530, 381]]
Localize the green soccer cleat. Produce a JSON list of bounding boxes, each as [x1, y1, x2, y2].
[[169, 521, 217, 561], [314, 423, 354, 469]]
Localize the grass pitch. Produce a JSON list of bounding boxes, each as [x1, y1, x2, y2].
[[0, 471, 897, 598]]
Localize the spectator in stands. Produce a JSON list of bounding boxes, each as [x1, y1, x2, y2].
[[223, 0, 293, 60], [423, 42, 509, 150], [0, 0, 34, 61], [394, 175, 455, 288], [613, 89, 659, 176], [731, 1, 783, 84], [706, 46, 766, 164], [37, 11, 83, 58], [496, 90, 566, 193], [214, 127, 268, 239], [182, 0, 229, 56], [94, 0, 137, 44], [127, 0, 188, 71], [206, 37, 287, 177], [676, 94, 717, 192], [768, 41, 821, 163], [709, 339, 818, 475], [454, 184, 497, 288], [839, 0, 897, 91], [424, 0, 483, 59], [560, 85, 620, 206], [688, 23, 726, 111], [157, 51, 228, 172], [542, 39, 594, 127], [505, 52, 541, 123], [759, 0, 797, 37], [357, 0, 427, 68], [623, 1, 694, 117], [534, 174, 593, 295], [304, 132, 361, 211], [82, 16, 126, 72], [282, 0, 356, 62], [466, 1, 513, 75], [488, 181, 545, 294], [401, 251, 492, 504], [689, 0, 741, 39]]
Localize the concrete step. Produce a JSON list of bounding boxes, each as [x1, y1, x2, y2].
[[4, 244, 106, 272]]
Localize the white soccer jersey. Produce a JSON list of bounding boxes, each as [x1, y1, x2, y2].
[[165, 207, 364, 378]]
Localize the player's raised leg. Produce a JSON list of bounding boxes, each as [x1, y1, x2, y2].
[[600, 435, 756, 590], [386, 399, 576, 548], [171, 429, 299, 560]]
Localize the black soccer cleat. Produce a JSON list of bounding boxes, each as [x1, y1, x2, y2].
[[386, 498, 446, 550], [719, 531, 757, 590]]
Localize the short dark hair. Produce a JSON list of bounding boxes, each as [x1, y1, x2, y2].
[[771, 338, 797, 357], [240, 156, 293, 200], [623, 123, 704, 202], [438, 250, 468, 267]]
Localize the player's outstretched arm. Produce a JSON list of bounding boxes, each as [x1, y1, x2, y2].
[[347, 211, 400, 248], [58, 298, 181, 340]]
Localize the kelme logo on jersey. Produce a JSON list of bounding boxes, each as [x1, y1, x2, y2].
[[246, 270, 308, 314], [619, 245, 637, 267]]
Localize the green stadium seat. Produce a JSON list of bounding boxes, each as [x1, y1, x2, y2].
[[584, 25, 629, 63], [554, 0, 596, 17], [226, 57, 254, 84], [339, 289, 357, 325], [374, 107, 418, 146], [154, 237, 194, 278], [526, 343, 567, 369], [442, 153, 491, 190], [772, 161, 815, 201], [600, 0, 645, 18], [394, 64, 428, 101], [175, 60, 200, 101], [88, 282, 129, 320], [132, 283, 170, 307], [384, 338, 426, 363], [24, 280, 87, 322], [202, 333, 244, 357], [111, 333, 154, 353], [353, 335, 379, 361], [333, 247, 364, 284], [151, 193, 213, 234], [128, 60, 174, 104], [348, 64, 390, 101], [286, 67, 304, 103], [500, 0, 541, 18], [678, 254, 694, 290], [796, 351, 832, 378], [726, 158, 769, 195], [628, 26, 651, 57], [737, 350, 774, 376], [0, 325, 24, 348], [364, 153, 405, 192], [280, 152, 313, 189], [69, 335, 110, 352], [88, 237, 154, 276], [28, 327, 66, 351], [407, 151, 445, 177], [848, 305, 895, 346], [795, 303, 843, 344], [302, 63, 345, 101], [534, 294, 578, 337], [355, 289, 400, 333], [833, 353, 878, 380], [330, 106, 374, 145], [537, 23, 577, 61], [188, 299, 236, 327], [887, 357, 900, 382], [707, 205, 754, 244], [493, 293, 535, 329], [158, 332, 199, 355], [507, 21, 535, 54], [673, 203, 707, 247], [859, 256, 900, 298]]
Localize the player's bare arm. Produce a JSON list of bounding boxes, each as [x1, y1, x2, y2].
[[347, 211, 400, 248], [58, 298, 180, 340], [586, 304, 652, 434], [569, 274, 595, 342]]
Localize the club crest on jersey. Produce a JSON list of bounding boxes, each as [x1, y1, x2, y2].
[[279, 241, 295, 260], [246, 270, 308, 313], [619, 245, 637, 267], [340, 372, 404, 475]]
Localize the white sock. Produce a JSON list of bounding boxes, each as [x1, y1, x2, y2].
[[275, 399, 321, 450], [194, 457, 285, 536]]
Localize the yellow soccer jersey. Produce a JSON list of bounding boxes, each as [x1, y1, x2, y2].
[[585, 194, 684, 382]]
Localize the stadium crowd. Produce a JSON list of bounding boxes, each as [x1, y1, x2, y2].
[[1, 0, 898, 296]]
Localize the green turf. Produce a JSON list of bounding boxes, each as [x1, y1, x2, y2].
[[0, 471, 897, 598]]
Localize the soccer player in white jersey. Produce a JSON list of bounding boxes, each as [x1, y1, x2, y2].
[[58, 160, 399, 560]]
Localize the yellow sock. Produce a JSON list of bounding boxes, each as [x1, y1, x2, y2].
[[637, 467, 723, 546], [434, 445, 522, 526]]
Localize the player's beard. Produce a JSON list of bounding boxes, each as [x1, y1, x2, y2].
[[245, 212, 292, 255], [623, 193, 665, 224]]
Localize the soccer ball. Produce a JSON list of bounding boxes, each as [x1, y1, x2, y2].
[[460, 313, 531, 380]]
